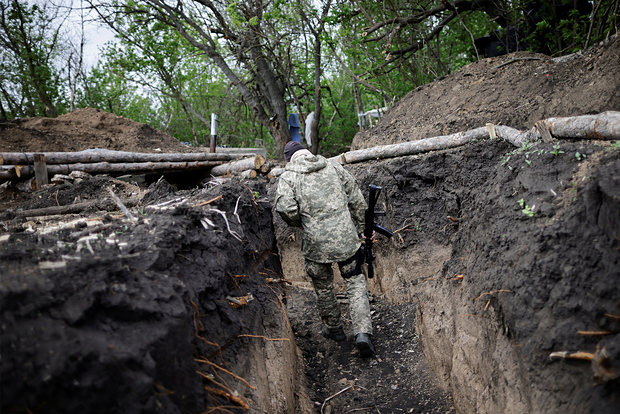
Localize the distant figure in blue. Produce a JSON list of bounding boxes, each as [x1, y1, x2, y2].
[[288, 113, 301, 143]]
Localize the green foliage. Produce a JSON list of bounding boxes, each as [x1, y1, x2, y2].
[[335, 3, 499, 106], [226, 1, 246, 27], [313, 73, 360, 157], [0, 0, 68, 118], [502, 141, 542, 169], [3, 0, 616, 160], [551, 143, 564, 156], [525, 0, 615, 55], [518, 198, 536, 217], [77, 11, 268, 150], [575, 151, 586, 161]]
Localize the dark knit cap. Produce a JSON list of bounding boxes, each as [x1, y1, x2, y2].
[[284, 141, 305, 162]]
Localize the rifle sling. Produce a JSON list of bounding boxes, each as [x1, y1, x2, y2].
[[338, 247, 365, 279]]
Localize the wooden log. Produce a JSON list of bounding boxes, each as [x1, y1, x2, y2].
[[495, 125, 540, 147], [1, 160, 223, 180], [0, 148, 241, 165], [209, 155, 266, 176], [240, 169, 257, 178], [33, 154, 49, 190], [331, 127, 491, 164], [329, 124, 538, 164], [260, 162, 271, 173], [541, 111, 620, 140], [328, 112, 619, 165], [13, 197, 139, 218], [269, 167, 285, 178], [214, 147, 267, 158]]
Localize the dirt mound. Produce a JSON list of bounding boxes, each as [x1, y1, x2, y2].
[[353, 35, 620, 150], [0, 107, 193, 153]]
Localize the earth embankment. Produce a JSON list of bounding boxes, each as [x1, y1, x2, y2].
[[352, 36, 620, 150], [1, 178, 310, 413], [332, 34, 620, 413], [356, 139, 620, 413]]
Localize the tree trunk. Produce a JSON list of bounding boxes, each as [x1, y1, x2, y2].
[[310, 32, 322, 155], [269, 126, 291, 161], [251, 51, 290, 160]]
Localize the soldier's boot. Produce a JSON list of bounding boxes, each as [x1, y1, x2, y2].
[[355, 333, 375, 357], [321, 326, 346, 342]]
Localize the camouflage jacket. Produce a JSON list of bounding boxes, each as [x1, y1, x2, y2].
[[274, 153, 367, 263]]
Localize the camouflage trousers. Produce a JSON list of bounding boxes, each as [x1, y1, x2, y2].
[[304, 258, 373, 336]]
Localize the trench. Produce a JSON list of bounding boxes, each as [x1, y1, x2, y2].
[[270, 139, 620, 414], [2, 140, 619, 414]]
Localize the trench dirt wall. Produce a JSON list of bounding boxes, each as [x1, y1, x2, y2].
[[2, 35, 619, 414], [355, 139, 620, 413], [1, 179, 310, 413]]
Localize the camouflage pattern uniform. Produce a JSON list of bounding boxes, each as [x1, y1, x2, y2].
[[275, 153, 373, 336]]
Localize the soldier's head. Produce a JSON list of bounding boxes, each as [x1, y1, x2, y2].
[[284, 141, 305, 162]]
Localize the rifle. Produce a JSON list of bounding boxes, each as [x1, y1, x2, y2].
[[363, 185, 394, 278]]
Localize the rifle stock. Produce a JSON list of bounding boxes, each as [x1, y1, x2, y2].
[[363, 185, 394, 278]]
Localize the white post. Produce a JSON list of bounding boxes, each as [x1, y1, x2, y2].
[[210, 113, 219, 153]]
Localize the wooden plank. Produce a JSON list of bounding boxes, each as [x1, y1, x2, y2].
[[33, 153, 49, 190], [214, 147, 268, 159]]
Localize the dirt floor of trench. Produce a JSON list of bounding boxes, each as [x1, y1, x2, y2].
[[2, 34, 620, 414]]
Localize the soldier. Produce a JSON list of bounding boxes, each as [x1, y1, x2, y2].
[[274, 141, 375, 357]]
